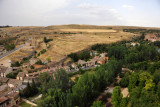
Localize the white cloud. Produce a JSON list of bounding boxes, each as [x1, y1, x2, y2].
[[0, 0, 75, 26], [75, 3, 125, 25], [122, 5, 134, 10]]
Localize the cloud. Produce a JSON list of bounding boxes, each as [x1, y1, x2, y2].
[[122, 5, 134, 10], [0, 0, 75, 26], [1, 0, 158, 27], [75, 3, 125, 25]]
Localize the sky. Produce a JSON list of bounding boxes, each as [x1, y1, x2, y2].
[[0, 0, 160, 27]]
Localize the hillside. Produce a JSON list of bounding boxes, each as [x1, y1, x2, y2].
[[1, 24, 156, 63]]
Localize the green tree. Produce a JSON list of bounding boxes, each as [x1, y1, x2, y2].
[[111, 86, 123, 107], [23, 82, 32, 98], [120, 77, 129, 87], [108, 45, 127, 60], [140, 32, 145, 40], [35, 60, 43, 65], [4, 43, 15, 51], [91, 101, 104, 107], [43, 37, 47, 43], [156, 82, 160, 99], [120, 98, 128, 107], [46, 57, 51, 62], [72, 73, 98, 107], [54, 69, 72, 91], [31, 80, 38, 96], [11, 61, 21, 67], [68, 53, 78, 62], [128, 73, 139, 92], [38, 72, 51, 83], [30, 65, 34, 69]]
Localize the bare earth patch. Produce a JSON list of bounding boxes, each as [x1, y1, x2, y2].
[[121, 88, 129, 98]]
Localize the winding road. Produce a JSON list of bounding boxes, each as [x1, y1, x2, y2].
[[0, 44, 26, 60]]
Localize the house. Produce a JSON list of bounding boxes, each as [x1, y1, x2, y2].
[[0, 96, 10, 107], [63, 66, 71, 72], [6, 92, 20, 106], [8, 79, 22, 88], [78, 59, 97, 67], [78, 60, 87, 67], [41, 59, 47, 64], [16, 72, 27, 81], [97, 57, 106, 64], [0, 66, 12, 77], [23, 76, 38, 84], [93, 55, 108, 65], [0, 77, 9, 84], [0, 92, 21, 107], [87, 59, 97, 67], [71, 63, 79, 70], [144, 34, 159, 42], [0, 45, 4, 52], [100, 53, 107, 57], [130, 42, 140, 47], [22, 63, 30, 69], [26, 72, 39, 78], [29, 58, 38, 65], [0, 84, 8, 92]]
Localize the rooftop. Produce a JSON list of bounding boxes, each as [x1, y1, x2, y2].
[[17, 72, 26, 77], [0, 66, 7, 73], [0, 96, 9, 104], [8, 79, 22, 87], [0, 77, 9, 83]]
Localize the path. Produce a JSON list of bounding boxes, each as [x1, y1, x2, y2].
[[22, 98, 37, 107], [31, 94, 42, 102], [0, 44, 26, 60]]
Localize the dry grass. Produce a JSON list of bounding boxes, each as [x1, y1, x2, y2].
[[38, 31, 135, 62], [0, 46, 34, 62], [59, 29, 117, 33], [0, 25, 140, 63]]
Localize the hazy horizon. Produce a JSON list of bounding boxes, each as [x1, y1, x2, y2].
[[0, 0, 160, 27]]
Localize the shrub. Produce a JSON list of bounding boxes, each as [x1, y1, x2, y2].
[[106, 92, 112, 98]]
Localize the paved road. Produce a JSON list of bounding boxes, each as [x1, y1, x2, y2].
[[0, 44, 26, 60]]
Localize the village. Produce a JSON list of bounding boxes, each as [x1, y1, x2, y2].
[[0, 28, 160, 106], [0, 37, 110, 106]]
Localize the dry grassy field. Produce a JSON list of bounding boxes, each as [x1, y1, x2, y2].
[[0, 25, 141, 63], [59, 29, 117, 33]]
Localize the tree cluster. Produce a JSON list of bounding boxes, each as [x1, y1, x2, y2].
[[43, 37, 53, 43], [4, 43, 15, 51], [20, 80, 39, 98], [68, 51, 90, 62], [35, 60, 44, 65], [6, 70, 22, 79], [11, 61, 21, 67], [38, 59, 122, 107]]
